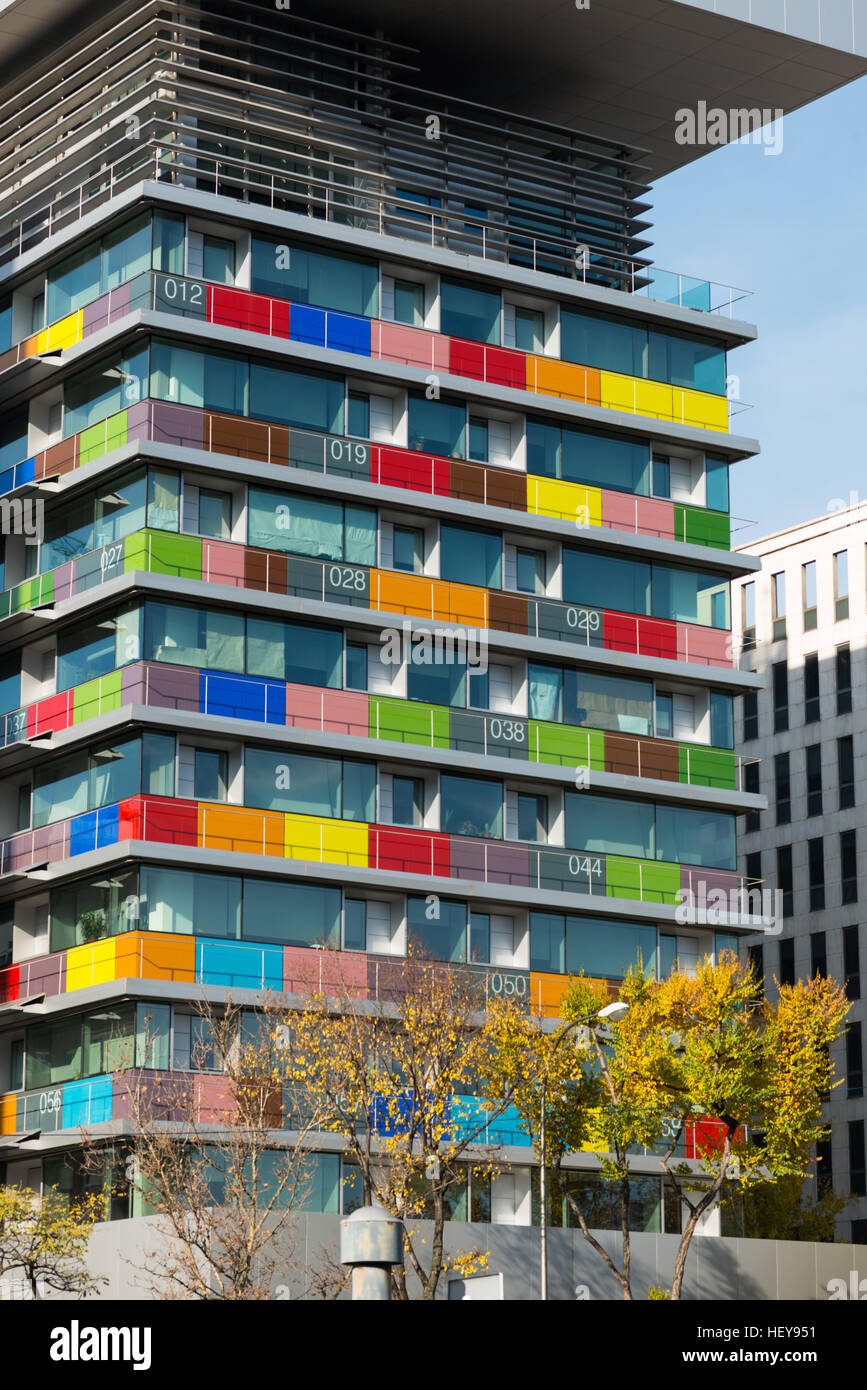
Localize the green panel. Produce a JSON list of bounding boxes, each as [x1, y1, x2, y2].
[[73, 670, 123, 724], [529, 720, 605, 770], [673, 505, 685, 544], [104, 408, 129, 455], [678, 743, 736, 790], [369, 697, 449, 748], [79, 408, 128, 466], [0, 590, 10, 620], [683, 507, 731, 550], [605, 856, 681, 905], [124, 529, 202, 580], [10, 572, 53, 613]]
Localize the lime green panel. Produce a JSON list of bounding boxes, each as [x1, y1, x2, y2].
[[73, 670, 123, 724], [529, 721, 605, 770], [79, 409, 128, 466], [369, 697, 450, 748], [10, 572, 53, 614], [678, 744, 736, 790], [0, 590, 10, 620], [683, 508, 731, 550], [124, 529, 202, 580], [606, 856, 681, 905]]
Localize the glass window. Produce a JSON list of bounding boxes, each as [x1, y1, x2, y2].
[[248, 358, 344, 434], [345, 642, 367, 692], [242, 878, 340, 947], [514, 306, 544, 353], [565, 792, 654, 859], [706, 454, 729, 511], [26, 1015, 88, 1088], [528, 664, 562, 723], [344, 899, 367, 951], [149, 340, 247, 416], [407, 393, 466, 458], [772, 571, 786, 639], [468, 417, 488, 462], [64, 346, 149, 436], [841, 830, 858, 905], [393, 526, 424, 574], [144, 602, 244, 672], [46, 243, 100, 322], [516, 549, 545, 596], [773, 661, 789, 731], [0, 293, 11, 354], [0, 650, 20, 717], [393, 278, 425, 327], [247, 616, 342, 688], [440, 773, 503, 839], [838, 735, 855, 811], [141, 732, 175, 796], [393, 775, 423, 827], [656, 693, 673, 739], [195, 748, 227, 801], [651, 454, 671, 499], [834, 551, 849, 620], [651, 564, 730, 628], [245, 747, 374, 822], [525, 419, 561, 479], [808, 837, 826, 910], [565, 915, 657, 979], [804, 653, 820, 723], [805, 744, 822, 818], [836, 644, 852, 714], [347, 393, 369, 440], [563, 548, 650, 616], [518, 793, 547, 842], [561, 426, 650, 495], [655, 804, 736, 870], [50, 867, 140, 952], [141, 865, 241, 938], [529, 911, 564, 973], [100, 214, 150, 294], [440, 524, 501, 589], [566, 670, 652, 735], [151, 212, 186, 274], [802, 561, 817, 629], [251, 236, 378, 317], [710, 691, 734, 748], [247, 486, 375, 566], [469, 912, 490, 964], [562, 307, 726, 395], [57, 615, 116, 691], [0, 406, 29, 474], [440, 279, 500, 345], [202, 235, 236, 286], [198, 489, 232, 539], [468, 668, 488, 710], [147, 468, 180, 533], [775, 752, 792, 824], [407, 656, 466, 709], [407, 894, 466, 963]]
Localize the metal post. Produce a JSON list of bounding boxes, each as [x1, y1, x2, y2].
[[340, 1205, 403, 1300], [539, 1075, 548, 1301]]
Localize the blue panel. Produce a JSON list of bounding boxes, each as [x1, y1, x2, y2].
[[450, 1097, 531, 1147], [369, 1089, 418, 1138], [15, 458, 35, 486], [289, 303, 326, 348], [0, 467, 13, 495], [196, 937, 283, 991], [95, 803, 119, 848], [200, 672, 285, 724], [69, 810, 98, 856], [326, 311, 371, 357], [62, 1075, 113, 1128]]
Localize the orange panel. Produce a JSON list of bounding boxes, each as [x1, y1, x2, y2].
[[529, 972, 610, 1018], [138, 933, 196, 983], [370, 569, 435, 619], [113, 931, 145, 981], [529, 357, 595, 404], [0, 1093, 17, 1135], [197, 802, 285, 857], [432, 580, 488, 628]]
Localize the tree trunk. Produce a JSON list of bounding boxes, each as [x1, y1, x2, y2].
[[669, 1133, 733, 1300]]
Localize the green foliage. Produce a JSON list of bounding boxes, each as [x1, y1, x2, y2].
[[0, 1185, 105, 1299]]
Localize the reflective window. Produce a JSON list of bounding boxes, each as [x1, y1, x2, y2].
[[248, 486, 376, 566], [565, 669, 652, 735], [407, 894, 466, 962], [251, 236, 378, 317], [565, 792, 654, 859], [0, 650, 20, 717], [562, 307, 726, 395], [407, 393, 466, 458], [530, 912, 656, 979], [440, 279, 501, 345], [710, 691, 734, 749], [440, 523, 501, 589], [563, 549, 651, 616], [407, 655, 466, 708], [247, 616, 342, 687], [705, 454, 729, 511], [394, 278, 425, 327], [527, 418, 650, 496], [202, 235, 236, 286], [655, 804, 736, 870], [63, 346, 149, 436], [140, 865, 241, 938], [0, 406, 29, 474], [242, 878, 340, 948], [245, 747, 375, 822], [651, 565, 730, 628], [198, 488, 232, 539], [149, 340, 247, 416], [144, 602, 244, 672], [440, 773, 503, 839], [50, 868, 140, 951], [56, 606, 141, 692]]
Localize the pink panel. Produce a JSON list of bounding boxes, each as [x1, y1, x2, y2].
[[284, 684, 328, 731], [52, 562, 75, 603], [195, 1074, 235, 1125], [202, 539, 245, 587], [28, 691, 73, 738], [677, 625, 732, 669], [600, 491, 639, 533], [322, 689, 369, 738], [374, 321, 449, 372], [635, 496, 676, 541], [283, 945, 368, 999]]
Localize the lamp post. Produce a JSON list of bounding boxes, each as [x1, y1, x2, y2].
[[539, 1000, 629, 1302]]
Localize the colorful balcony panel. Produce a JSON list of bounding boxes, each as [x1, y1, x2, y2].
[[6, 399, 732, 550], [0, 792, 742, 908], [0, 524, 733, 670]]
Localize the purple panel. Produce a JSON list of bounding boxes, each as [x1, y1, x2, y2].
[[53, 562, 74, 602], [448, 837, 486, 882], [82, 293, 111, 336], [483, 842, 531, 888], [137, 661, 200, 712], [28, 952, 64, 1000], [125, 399, 152, 438], [680, 866, 740, 903], [109, 281, 132, 320], [151, 401, 205, 450]]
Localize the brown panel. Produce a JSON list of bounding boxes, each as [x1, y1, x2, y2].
[[484, 466, 526, 510], [604, 734, 640, 778], [489, 591, 529, 635], [42, 436, 78, 477], [266, 552, 288, 595], [208, 412, 270, 462], [636, 738, 680, 783], [268, 425, 290, 467], [243, 546, 270, 592], [450, 459, 486, 504]]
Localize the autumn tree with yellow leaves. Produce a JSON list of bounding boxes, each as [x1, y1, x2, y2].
[[292, 954, 526, 1301], [489, 952, 849, 1300], [0, 1184, 106, 1300]]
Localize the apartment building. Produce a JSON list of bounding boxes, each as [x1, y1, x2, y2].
[[0, 0, 863, 1287], [734, 502, 867, 1244]]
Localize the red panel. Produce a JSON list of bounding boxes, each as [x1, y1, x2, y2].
[[636, 617, 678, 662], [270, 297, 291, 339], [369, 827, 450, 877], [448, 338, 486, 381], [118, 796, 144, 841], [484, 347, 526, 390], [602, 611, 639, 655], [28, 692, 72, 738], [209, 285, 272, 335], [139, 796, 198, 846], [375, 447, 434, 494], [0, 963, 21, 1005], [685, 1117, 734, 1161]]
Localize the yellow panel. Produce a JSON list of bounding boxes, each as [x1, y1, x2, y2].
[[682, 388, 728, 433], [597, 370, 637, 414], [284, 814, 369, 867], [44, 310, 83, 353], [526, 476, 602, 527], [66, 937, 118, 993], [635, 378, 675, 423], [0, 1093, 18, 1135]]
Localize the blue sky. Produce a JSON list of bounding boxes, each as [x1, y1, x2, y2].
[[649, 76, 867, 545]]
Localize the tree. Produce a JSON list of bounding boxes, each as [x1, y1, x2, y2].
[[85, 997, 329, 1300], [490, 952, 849, 1300], [722, 1171, 846, 1242], [292, 953, 524, 1300], [0, 1184, 106, 1300]]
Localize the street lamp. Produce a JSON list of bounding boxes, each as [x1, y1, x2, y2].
[[539, 1000, 629, 1301]]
